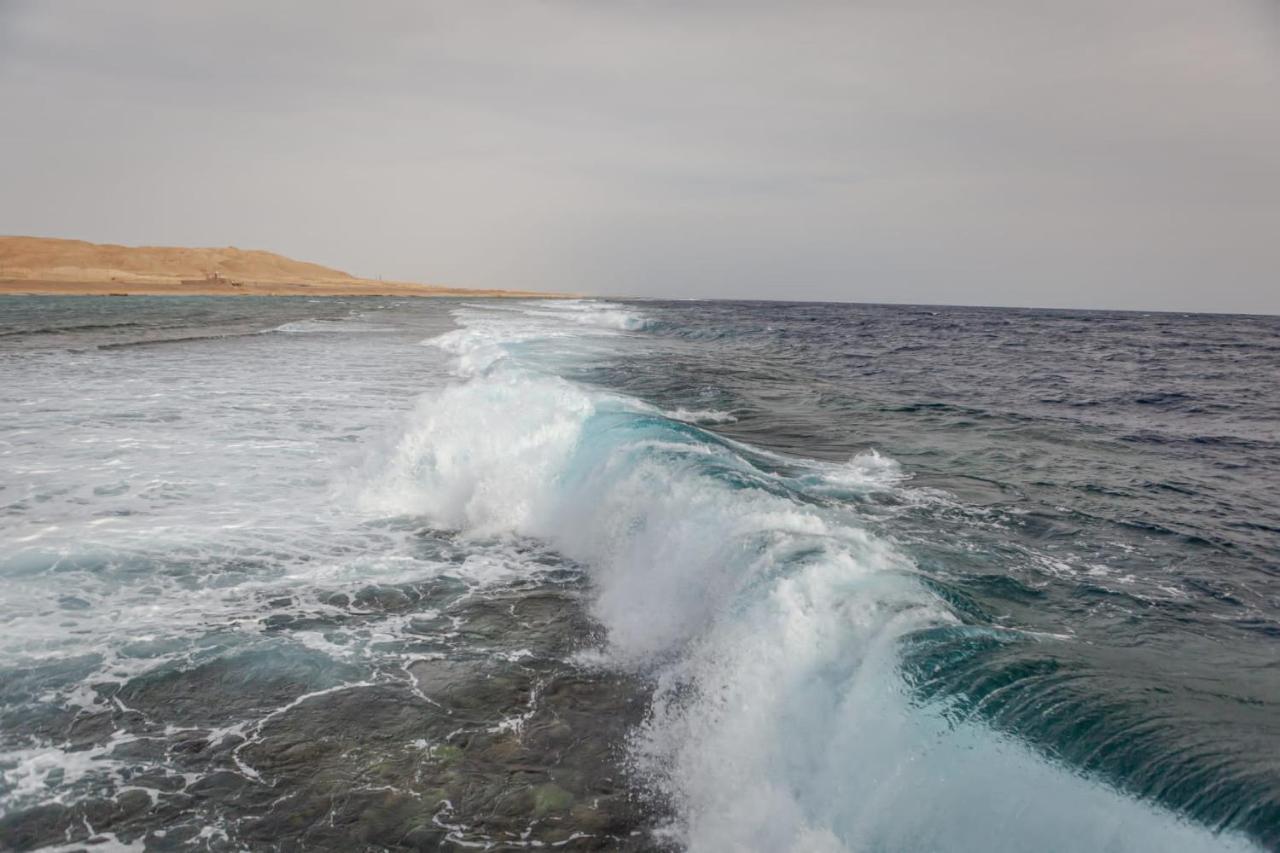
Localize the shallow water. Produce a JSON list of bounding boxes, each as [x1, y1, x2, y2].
[[0, 296, 1277, 851]]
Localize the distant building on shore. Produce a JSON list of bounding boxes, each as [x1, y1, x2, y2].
[[181, 271, 243, 287]]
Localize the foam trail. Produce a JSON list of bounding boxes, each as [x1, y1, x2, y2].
[[665, 408, 739, 425], [363, 300, 1257, 853]]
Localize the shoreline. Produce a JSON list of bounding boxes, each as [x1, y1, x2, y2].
[[0, 278, 568, 299]]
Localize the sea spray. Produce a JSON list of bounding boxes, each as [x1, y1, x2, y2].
[[6, 296, 1272, 849], [362, 299, 1258, 852]]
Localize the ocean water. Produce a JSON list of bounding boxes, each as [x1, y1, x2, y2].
[[1, 295, 1278, 851]]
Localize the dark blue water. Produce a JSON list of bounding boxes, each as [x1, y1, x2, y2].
[[587, 300, 1280, 847], [1, 296, 1277, 851]]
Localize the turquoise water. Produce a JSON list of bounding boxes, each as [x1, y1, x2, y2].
[[1, 296, 1276, 850]]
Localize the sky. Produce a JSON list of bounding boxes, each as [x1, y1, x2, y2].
[[1, 1, 1278, 312]]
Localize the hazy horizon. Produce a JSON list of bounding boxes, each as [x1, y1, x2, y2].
[[2, 1, 1278, 313]]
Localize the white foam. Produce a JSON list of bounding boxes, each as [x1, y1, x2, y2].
[[806, 448, 907, 490], [665, 408, 739, 425], [359, 301, 1258, 853], [419, 300, 649, 378]]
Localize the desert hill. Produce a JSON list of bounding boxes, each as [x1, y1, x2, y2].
[[0, 236, 551, 297]]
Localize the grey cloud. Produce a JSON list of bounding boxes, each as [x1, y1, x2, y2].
[[1, 0, 1277, 312]]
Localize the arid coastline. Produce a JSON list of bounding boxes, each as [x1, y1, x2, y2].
[[0, 236, 566, 298], [0, 278, 559, 298]]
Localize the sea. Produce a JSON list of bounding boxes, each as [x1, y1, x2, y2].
[[0, 295, 1277, 852]]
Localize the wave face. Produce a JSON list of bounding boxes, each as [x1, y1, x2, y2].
[[362, 299, 1272, 852]]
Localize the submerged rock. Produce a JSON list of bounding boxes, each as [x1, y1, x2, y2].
[[0, 569, 668, 850]]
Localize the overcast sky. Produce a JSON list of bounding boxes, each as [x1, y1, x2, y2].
[[2, 1, 1278, 312]]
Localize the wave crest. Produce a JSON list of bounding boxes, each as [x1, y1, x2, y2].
[[359, 301, 1255, 852]]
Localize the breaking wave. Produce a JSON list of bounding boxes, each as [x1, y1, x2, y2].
[[361, 300, 1256, 852]]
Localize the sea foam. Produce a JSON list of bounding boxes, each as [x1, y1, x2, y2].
[[362, 300, 1257, 853]]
